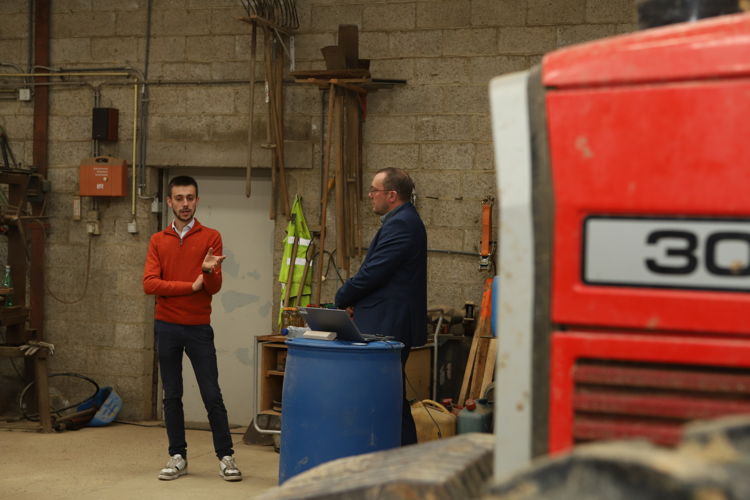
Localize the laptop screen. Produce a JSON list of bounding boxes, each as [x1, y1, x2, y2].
[[297, 307, 366, 342]]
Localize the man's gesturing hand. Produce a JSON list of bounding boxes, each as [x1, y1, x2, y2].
[[202, 247, 226, 274]]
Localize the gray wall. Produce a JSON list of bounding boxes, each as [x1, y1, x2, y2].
[[0, 0, 636, 420]]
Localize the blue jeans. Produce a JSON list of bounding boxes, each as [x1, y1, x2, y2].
[[155, 320, 234, 459]]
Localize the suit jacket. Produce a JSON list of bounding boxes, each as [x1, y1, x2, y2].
[[335, 202, 427, 347]]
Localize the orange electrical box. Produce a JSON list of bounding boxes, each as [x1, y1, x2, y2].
[[79, 156, 128, 197]]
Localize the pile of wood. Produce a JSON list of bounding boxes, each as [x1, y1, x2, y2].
[[458, 278, 496, 407], [292, 25, 369, 303]]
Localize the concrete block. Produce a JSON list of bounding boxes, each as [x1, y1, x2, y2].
[[52, 11, 117, 38], [410, 170, 464, 200], [50, 38, 93, 65], [428, 246, 479, 282], [145, 141, 187, 167], [0, 12, 28, 38], [416, 115, 475, 142], [282, 140, 314, 169], [115, 9, 148, 36], [557, 24, 617, 47], [528, 0, 585, 26], [463, 171, 496, 199], [51, 0, 91, 12], [365, 143, 419, 171], [155, 61, 212, 80], [413, 57, 471, 85], [210, 61, 249, 80], [146, 85, 188, 114], [420, 197, 478, 227], [363, 3, 416, 31], [0, 40, 24, 67], [282, 117, 313, 142], [110, 375, 152, 420], [48, 116, 90, 142], [472, 113, 493, 142], [389, 30, 443, 58], [152, 0, 187, 10], [364, 115, 416, 143], [474, 143, 495, 170], [152, 8, 212, 36], [284, 86, 320, 116], [417, 0, 471, 29], [150, 114, 211, 142], [441, 85, 489, 114], [92, 0, 142, 10], [616, 23, 638, 35], [359, 31, 391, 59], [421, 143, 475, 171], [183, 86, 236, 115], [369, 85, 442, 115], [367, 57, 414, 81], [471, 0, 527, 27], [208, 114, 246, 143], [186, 35, 236, 62], [443, 28, 498, 56], [310, 4, 363, 32], [470, 55, 530, 84], [587, 0, 637, 24], [209, 6, 249, 35], [182, 140, 246, 167], [87, 347, 148, 377], [0, 1, 26, 14], [498, 26, 557, 54], [45, 166, 80, 194], [148, 36, 187, 62], [91, 37, 140, 64]]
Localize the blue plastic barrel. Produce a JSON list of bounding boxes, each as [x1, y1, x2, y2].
[[278, 338, 403, 484]]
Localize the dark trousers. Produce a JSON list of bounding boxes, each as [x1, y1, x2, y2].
[[401, 346, 418, 446], [155, 320, 234, 459]]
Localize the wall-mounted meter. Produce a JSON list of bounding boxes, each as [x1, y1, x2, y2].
[[79, 156, 128, 197]]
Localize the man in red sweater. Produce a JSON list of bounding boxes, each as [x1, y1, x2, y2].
[[143, 175, 241, 482]]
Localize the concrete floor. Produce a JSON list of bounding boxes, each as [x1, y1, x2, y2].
[[0, 421, 280, 499]]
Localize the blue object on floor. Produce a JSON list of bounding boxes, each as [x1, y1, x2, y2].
[[77, 386, 123, 426], [278, 338, 403, 484]]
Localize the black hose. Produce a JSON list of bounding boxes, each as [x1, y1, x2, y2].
[[19, 372, 100, 422]]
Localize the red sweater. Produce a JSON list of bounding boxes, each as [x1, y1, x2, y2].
[[143, 219, 223, 325]]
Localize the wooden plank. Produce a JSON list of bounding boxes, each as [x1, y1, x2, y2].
[[469, 336, 490, 401], [312, 84, 337, 305], [479, 338, 497, 399], [245, 21, 257, 197], [290, 68, 371, 80], [457, 317, 482, 407]]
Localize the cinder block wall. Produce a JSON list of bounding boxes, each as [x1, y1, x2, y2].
[[0, 0, 636, 420]]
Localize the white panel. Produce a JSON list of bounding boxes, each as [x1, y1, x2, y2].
[[489, 70, 534, 481]]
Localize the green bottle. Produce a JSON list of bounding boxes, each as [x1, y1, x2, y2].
[[3, 265, 13, 307]]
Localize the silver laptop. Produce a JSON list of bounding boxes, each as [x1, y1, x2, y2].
[[297, 307, 393, 342]]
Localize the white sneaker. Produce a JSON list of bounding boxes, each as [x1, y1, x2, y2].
[[219, 455, 242, 481], [158, 454, 187, 480]]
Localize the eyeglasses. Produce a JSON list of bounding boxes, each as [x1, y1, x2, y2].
[[368, 187, 394, 194]]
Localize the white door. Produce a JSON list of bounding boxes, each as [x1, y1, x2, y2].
[[161, 168, 274, 427]]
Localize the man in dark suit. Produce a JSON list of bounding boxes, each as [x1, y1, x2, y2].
[[335, 167, 427, 446]]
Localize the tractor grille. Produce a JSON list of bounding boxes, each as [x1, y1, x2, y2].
[[572, 360, 750, 446]]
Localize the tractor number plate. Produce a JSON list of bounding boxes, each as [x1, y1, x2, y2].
[[583, 216, 750, 292]]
